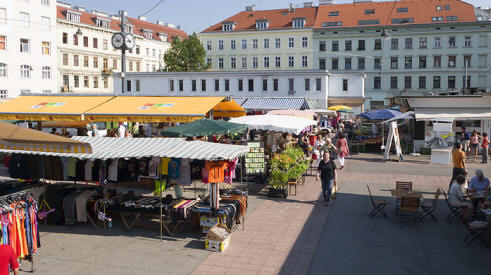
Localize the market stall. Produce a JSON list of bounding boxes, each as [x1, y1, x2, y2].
[[160, 119, 247, 138], [266, 109, 317, 120], [229, 114, 317, 135]]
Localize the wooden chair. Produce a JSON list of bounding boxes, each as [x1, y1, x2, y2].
[[464, 220, 489, 247], [288, 179, 297, 196], [367, 185, 388, 219], [419, 188, 441, 223], [395, 181, 413, 214], [441, 189, 463, 224], [399, 196, 420, 225]]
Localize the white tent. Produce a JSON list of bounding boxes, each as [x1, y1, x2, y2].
[[229, 115, 317, 135]]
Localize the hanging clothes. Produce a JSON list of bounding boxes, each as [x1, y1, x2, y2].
[[209, 183, 220, 210], [85, 160, 93, 181], [168, 158, 181, 180], [178, 159, 191, 186], [67, 158, 77, 179], [148, 157, 160, 177], [204, 161, 229, 183], [108, 159, 119, 182], [160, 158, 171, 175], [224, 159, 238, 184]]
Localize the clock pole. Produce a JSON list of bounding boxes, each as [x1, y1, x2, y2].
[[120, 10, 126, 94]]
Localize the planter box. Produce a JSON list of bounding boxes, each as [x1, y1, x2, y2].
[[267, 188, 288, 198]]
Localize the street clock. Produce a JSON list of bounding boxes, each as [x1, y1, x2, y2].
[[111, 32, 124, 49], [124, 33, 135, 50]]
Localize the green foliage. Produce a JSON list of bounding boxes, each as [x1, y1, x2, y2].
[[269, 147, 309, 190], [163, 33, 208, 72]]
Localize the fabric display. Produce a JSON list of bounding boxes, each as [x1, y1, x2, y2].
[[160, 157, 171, 175], [168, 158, 181, 180], [178, 159, 191, 186], [62, 190, 98, 224], [203, 161, 229, 183], [172, 199, 199, 219], [221, 192, 248, 225], [0, 192, 40, 260], [148, 157, 160, 177], [224, 159, 238, 184], [209, 183, 220, 209], [154, 179, 166, 196], [108, 159, 119, 182]]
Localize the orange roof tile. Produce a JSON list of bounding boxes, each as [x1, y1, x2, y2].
[[202, 7, 318, 33], [314, 0, 476, 29], [57, 6, 187, 42]]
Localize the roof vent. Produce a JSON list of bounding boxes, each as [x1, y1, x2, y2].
[[138, 16, 147, 21], [245, 5, 255, 12], [289, 3, 296, 13], [74, 6, 85, 12], [319, 0, 334, 5], [303, 2, 313, 7], [157, 20, 164, 26]]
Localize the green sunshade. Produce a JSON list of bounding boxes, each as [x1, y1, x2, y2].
[[160, 119, 247, 138]]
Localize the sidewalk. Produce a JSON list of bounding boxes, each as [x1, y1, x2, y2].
[[191, 173, 328, 275]]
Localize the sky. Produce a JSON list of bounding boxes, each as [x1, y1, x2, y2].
[[61, 0, 491, 34]]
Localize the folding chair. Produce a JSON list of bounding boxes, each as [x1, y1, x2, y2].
[[395, 181, 413, 214], [367, 185, 388, 219], [464, 220, 489, 247], [441, 189, 463, 224], [419, 188, 441, 223], [399, 196, 420, 225]]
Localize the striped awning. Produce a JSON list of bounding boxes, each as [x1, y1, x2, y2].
[[0, 121, 92, 154], [241, 98, 306, 110], [0, 137, 248, 161], [232, 97, 248, 106]]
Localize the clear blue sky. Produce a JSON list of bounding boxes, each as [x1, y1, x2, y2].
[[61, 0, 490, 34]]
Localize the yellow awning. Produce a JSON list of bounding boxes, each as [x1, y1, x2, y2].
[[213, 100, 246, 118], [0, 121, 92, 153], [85, 96, 226, 122], [0, 96, 114, 121], [41, 121, 90, 128]]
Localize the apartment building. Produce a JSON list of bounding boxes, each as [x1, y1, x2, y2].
[[199, 3, 317, 71], [56, 2, 187, 93], [0, 0, 57, 99]]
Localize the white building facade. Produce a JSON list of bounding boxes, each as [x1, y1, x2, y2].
[[112, 70, 365, 112], [0, 0, 57, 99], [56, 2, 187, 93]]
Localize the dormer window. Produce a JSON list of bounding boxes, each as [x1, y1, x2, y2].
[[256, 20, 269, 30], [96, 17, 110, 29], [222, 21, 236, 31], [124, 25, 134, 33], [329, 11, 339, 16], [66, 10, 81, 23], [142, 29, 153, 39], [292, 18, 306, 28], [158, 33, 168, 42]]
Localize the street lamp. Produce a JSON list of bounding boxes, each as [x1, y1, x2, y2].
[[75, 28, 83, 36]]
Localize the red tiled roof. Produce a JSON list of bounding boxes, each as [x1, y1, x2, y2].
[[314, 0, 476, 29], [57, 6, 187, 42], [202, 7, 318, 33]]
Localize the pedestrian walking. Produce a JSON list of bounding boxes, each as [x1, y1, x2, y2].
[[481, 132, 489, 164], [336, 132, 349, 170], [450, 142, 467, 190], [316, 152, 337, 206]]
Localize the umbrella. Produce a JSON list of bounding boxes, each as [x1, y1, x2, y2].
[[328, 105, 352, 111], [160, 119, 247, 138], [357, 109, 412, 121]]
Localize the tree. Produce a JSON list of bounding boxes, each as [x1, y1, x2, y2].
[[163, 33, 207, 72]]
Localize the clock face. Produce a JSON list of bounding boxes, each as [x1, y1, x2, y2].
[[124, 33, 135, 50], [111, 33, 124, 49]]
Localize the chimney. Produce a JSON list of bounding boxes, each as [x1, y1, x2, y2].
[[303, 2, 313, 7], [245, 5, 256, 12], [319, 0, 334, 5], [289, 3, 296, 12], [157, 20, 164, 26], [138, 16, 147, 21], [176, 25, 181, 30]]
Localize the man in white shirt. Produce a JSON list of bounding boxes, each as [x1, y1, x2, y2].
[[449, 175, 473, 219], [118, 123, 126, 138]]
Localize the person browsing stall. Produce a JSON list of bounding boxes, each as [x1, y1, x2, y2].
[[0, 228, 19, 275], [316, 152, 337, 206], [468, 169, 490, 192], [481, 132, 489, 164], [451, 142, 467, 181], [449, 175, 473, 219]]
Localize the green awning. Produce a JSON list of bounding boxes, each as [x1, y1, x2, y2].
[[160, 119, 248, 138]]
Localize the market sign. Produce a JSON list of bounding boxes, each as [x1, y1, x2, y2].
[[137, 103, 175, 110], [30, 102, 66, 109]]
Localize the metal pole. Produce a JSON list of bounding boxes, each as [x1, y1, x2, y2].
[[120, 10, 126, 94], [464, 59, 468, 89]]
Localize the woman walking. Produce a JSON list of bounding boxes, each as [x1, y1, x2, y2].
[[481, 132, 489, 164], [468, 130, 480, 162], [336, 132, 349, 170]]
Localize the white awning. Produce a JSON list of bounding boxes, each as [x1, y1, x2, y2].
[[414, 108, 491, 121], [229, 114, 317, 135], [0, 137, 249, 161]]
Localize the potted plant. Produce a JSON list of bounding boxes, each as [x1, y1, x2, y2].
[[267, 147, 308, 198]]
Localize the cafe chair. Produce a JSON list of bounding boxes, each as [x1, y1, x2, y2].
[[395, 181, 413, 214], [367, 185, 388, 219], [464, 219, 489, 248], [441, 189, 463, 224], [399, 196, 420, 225], [419, 188, 441, 223]]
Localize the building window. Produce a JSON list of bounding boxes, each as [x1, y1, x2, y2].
[[83, 36, 88, 47], [304, 78, 310, 91], [319, 58, 326, 70], [20, 65, 32, 78], [152, 49, 156, 57], [358, 58, 365, 69], [230, 57, 236, 69], [0, 90, 7, 99], [293, 19, 305, 28], [201, 79, 206, 91], [433, 56, 441, 68], [390, 77, 398, 89], [405, 38, 412, 49], [73, 75, 79, 88], [262, 79, 268, 92], [222, 23, 234, 31], [275, 57, 281, 68], [93, 77, 99, 88], [405, 56, 412, 69], [464, 55, 471, 68], [358, 19, 380, 25], [215, 79, 220, 92], [191, 80, 196, 92], [73, 34, 78, 46], [218, 58, 224, 69], [252, 39, 258, 49], [20, 39, 30, 52], [126, 80, 131, 92], [374, 76, 381, 89], [252, 57, 258, 68], [464, 36, 471, 47], [419, 56, 427, 68], [342, 79, 348, 92], [479, 35, 488, 47], [96, 18, 110, 29], [84, 76, 89, 88], [448, 55, 456, 67], [102, 39, 108, 50], [288, 79, 294, 92], [446, 16, 458, 21], [135, 80, 140, 92], [302, 37, 308, 48], [41, 66, 51, 79], [329, 11, 339, 16], [345, 40, 352, 51], [344, 58, 352, 69], [288, 56, 294, 68], [135, 45, 140, 55], [206, 58, 212, 67], [391, 57, 398, 69], [238, 79, 243, 91], [169, 79, 174, 92], [62, 53, 68, 65], [66, 11, 81, 23], [0, 63, 6, 77], [263, 38, 269, 49], [364, 9, 375, 14], [218, 40, 224, 50], [206, 41, 211, 51], [0, 36, 5, 51], [332, 41, 339, 51], [432, 16, 443, 22], [319, 41, 326, 52], [264, 57, 270, 68], [227, 40, 235, 51], [397, 7, 408, 12], [302, 56, 308, 67], [136, 61, 140, 72], [93, 38, 98, 49], [374, 39, 382, 50], [241, 57, 247, 69], [419, 76, 426, 89], [331, 58, 338, 70], [256, 21, 268, 30], [374, 58, 381, 69], [314, 78, 321, 91], [275, 38, 281, 49], [93, 57, 98, 68], [433, 76, 441, 89], [419, 38, 427, 49], [288, 38, 294, 48], [19, 12, 30, 28], [224, 79, 230, 91], [448, 37, 456, 47], [273, 79, 279, 92], [391, 38, 398, 49], [404, 76, 412, 89], [241, 39, 247, 49], [448, 76, 456, 89], [84, 56, 89, 67], [434, 37, 441, 48], [62, 32, 68, 44], [357, 40, 365, 50]]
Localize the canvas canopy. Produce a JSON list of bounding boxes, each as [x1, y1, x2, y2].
[[229, 115, 317, 135], [160, 119, 247, 138]]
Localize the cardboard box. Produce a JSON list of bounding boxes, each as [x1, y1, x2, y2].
[[204, 224, 231, 252]]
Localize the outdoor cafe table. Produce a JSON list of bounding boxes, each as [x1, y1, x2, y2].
[[390, 190, 423, 199]]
